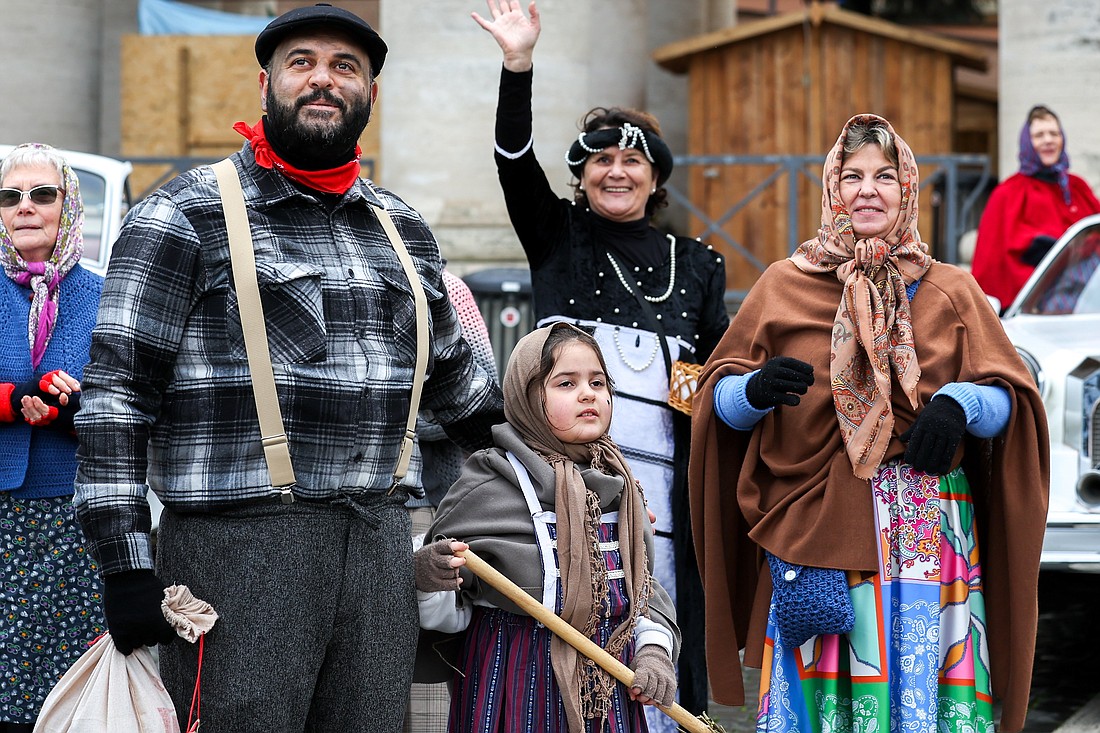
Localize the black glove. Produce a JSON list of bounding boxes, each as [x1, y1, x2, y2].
[[629, 644, 677, 707], [1021, 234, 1058, 267], [414, 539, 462, 593], [745, 356, 815, 410], [900, 395, 967, 475], [103, 570, 177, 655]]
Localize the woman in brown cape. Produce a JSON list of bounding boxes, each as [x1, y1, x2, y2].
[[689, 114, 1049, 732]]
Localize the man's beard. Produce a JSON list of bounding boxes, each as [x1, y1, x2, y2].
[[265, 86, 372, 165]]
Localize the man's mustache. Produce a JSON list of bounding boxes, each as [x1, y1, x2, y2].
[[296, 89, 347, 112]]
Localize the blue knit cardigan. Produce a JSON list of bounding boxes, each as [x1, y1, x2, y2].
[[0, 265, 102, 498]]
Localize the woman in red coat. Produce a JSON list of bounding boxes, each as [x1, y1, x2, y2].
[[971, 104, 1100, 307]]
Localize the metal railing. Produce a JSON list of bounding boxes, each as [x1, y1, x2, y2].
[[665, 152, 993, 276]]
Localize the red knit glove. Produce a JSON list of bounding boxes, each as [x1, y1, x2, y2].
[[0, 383, 15, 423], [29, 405, 62, 427], [3, 376, 75, 429], [39, 369, 65, 392]]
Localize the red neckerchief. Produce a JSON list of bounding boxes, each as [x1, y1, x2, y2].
[[233, 120, 362, 194]]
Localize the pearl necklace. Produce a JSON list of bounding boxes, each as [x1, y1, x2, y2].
[[612, 327, 659, 372], [604, 234, 677, 303]]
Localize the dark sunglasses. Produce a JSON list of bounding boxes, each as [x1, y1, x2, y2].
[[0, 185, 63, 208]]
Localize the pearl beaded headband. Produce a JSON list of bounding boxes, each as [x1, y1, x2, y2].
[[565, 123, 674, 186]]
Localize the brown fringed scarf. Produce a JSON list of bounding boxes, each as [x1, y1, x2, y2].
[[503, 323, 652, 731], [789, 114, 933, 479]]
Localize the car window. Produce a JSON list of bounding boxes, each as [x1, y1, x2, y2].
[[76, 168, 107, 268], [1020, 225, 1100, 315]]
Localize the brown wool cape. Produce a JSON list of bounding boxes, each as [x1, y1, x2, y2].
[[688, 260, 1049, 732]]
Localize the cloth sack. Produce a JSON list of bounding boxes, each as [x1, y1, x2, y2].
[[32, 637, 177, 733], [765, 551, 855, 648], [35, 585, 218, 733]]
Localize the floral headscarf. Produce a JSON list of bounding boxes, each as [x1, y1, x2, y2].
[[503, 322, 652, 730], [0, 143, 84, 368], [1017, 109, 1071, 205], [789, 114, 933, 479]]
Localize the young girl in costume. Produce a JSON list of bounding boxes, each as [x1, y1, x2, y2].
[[413, 322, 679, 733]]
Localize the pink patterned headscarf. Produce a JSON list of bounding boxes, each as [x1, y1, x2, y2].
[[0, 143, 84, 368], [789, 114, 933, 479]]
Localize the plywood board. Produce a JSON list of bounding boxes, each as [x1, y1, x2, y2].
[[121, 34, 382, 198]]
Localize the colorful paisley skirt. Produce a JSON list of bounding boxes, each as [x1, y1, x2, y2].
[[756, 463, 994, 733]]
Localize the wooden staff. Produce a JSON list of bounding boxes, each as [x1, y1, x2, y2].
[[456, 548, 725, 733]]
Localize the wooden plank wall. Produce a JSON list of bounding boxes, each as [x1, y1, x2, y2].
[[686, 23, 956, 292], [120, 34, 381, 199]]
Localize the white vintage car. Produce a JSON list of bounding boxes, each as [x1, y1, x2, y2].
[[999, 213, 1100, 571]]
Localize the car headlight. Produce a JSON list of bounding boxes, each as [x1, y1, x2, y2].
[[1015, 347, 1046, 398]]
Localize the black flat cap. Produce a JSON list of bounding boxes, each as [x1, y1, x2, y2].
[[255, 3, 388, 75]]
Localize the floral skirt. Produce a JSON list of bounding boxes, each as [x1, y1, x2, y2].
[[0, 495, 105, 723], [756, 463, 994, 733]]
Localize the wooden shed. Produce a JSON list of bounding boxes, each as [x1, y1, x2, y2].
[[653, 2, 988, 294]]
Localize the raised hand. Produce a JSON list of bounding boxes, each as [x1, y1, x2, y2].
[[471, 0, 541, 72]]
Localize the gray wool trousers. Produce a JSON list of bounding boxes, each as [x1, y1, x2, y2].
[[156, 493, 417, 732]]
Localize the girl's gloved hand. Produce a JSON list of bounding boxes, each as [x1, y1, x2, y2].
[[629, 644, 676, 707], [414, 538, 468, 593]]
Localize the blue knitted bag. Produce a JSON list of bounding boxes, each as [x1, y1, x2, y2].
[[765, 551, 855, 648]]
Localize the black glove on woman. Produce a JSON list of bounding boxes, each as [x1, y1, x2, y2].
[[103, 570, 177, 655], [1021, 234, 1058, 267], [900, 395, 967, 475], [745, 356, 815, 410]]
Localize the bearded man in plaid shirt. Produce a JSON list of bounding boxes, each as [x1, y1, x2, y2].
[[73, 5, 503, 731]]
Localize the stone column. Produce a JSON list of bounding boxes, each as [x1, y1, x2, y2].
[[379, 0, 708, 272], [1, 1, 104, 151]]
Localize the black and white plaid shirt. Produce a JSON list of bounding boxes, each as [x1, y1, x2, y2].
[[75, 144, 503, 574]]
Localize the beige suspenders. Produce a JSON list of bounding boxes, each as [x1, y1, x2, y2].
[[211, 158, 428, 502]]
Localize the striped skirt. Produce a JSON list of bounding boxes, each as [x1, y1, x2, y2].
[[449, 520, 648, 733], [756, 462, 994, 733]]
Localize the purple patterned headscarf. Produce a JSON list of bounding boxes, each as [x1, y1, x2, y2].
[[0, 143, 84, 368], [1018, 108, 1071, 205]]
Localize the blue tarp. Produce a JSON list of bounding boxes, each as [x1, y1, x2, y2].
[[139, 0, 271, 35]]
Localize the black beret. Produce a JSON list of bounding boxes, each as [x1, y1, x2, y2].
[[255, 3, 388, 76]]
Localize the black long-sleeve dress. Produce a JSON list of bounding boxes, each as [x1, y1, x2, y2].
[[492, 66, 729, 718]]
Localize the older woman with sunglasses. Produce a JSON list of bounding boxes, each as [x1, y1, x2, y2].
[[0, 143, 105, 732]]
